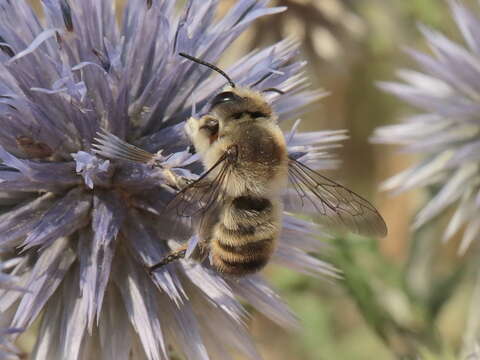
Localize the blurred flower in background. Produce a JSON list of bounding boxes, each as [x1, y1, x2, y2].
[[0, 0, 342, 358], [371, 3, 480, 356], [372, 0, 480, 255], [246, 0, 366, 61], [0, 329, 22, 360]]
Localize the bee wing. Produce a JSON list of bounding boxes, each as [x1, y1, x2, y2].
[[92, 129, 235, 220], [157, 150, 235, 257], [288, 157, 387, 237], [166, 148, 235, 219]]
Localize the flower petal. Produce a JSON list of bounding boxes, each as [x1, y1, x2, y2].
[[112, 249, 168, 360], [79, 190, 124, 330], [98, 284, 134, 360], [22, 187, 91, 249], [11, 237, 75, 330], [0, 193, 55, 247], [229, 275, 300, 330], [122, 208, 187, 305]]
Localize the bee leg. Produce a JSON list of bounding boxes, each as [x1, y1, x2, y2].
[[148, 245, 187, 274], [184, 115, 212, 154], [162, 168, 193, 191], [184, 116, 200, 139]]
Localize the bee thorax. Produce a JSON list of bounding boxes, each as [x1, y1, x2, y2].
[[236, 124, 285, 164]]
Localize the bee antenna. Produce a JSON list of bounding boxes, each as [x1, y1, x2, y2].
[[179, 52, 236, 88], [262, 88, 285, 95], [251, 72, 273, 88]]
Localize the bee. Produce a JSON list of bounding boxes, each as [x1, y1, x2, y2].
[[93, 53, 387, 277]]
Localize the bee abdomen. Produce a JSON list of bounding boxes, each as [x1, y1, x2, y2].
[[210, 195, 279, 276], [231, 196, 271, 212], [217, 238, 273, 256], [212, 238, 274, 276]]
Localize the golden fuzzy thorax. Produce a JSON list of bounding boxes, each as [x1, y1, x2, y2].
[[185, 86, 288, 276]]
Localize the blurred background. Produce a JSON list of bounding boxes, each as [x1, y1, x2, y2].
[[22, 0, 479, 359], [218, 1, 480, 359]]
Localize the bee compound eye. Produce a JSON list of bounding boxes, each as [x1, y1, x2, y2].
[[210, 91, 243, 110]]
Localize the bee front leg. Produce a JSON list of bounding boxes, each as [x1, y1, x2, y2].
[[184, 115, 214, 155], [184, 116, 200, 140], [160, 116, 205, 191]]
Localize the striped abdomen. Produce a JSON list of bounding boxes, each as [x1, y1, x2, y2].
[[210, 195, 280, 276]]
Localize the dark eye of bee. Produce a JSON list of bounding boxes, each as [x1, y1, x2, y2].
[[210, 91, 243, 110]]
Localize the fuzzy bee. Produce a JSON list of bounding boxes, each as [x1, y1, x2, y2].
[[93, 53, 387, 277]]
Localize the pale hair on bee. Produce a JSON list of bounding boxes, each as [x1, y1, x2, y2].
[[93, 52, 387, 277]]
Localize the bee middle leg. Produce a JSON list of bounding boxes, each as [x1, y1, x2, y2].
[[161, 167, 193, 191], [148, 240, 210, 274], [148, 245, 187, 274]]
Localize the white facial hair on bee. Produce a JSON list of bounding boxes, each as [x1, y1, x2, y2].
[[182, 85, 289, 276]]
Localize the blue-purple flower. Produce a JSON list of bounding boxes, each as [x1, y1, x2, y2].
[[0, 0, 344, 358], [372, 0, 480, 254]]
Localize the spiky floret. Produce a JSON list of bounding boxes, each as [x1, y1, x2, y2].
[[372, 0, 480, 254]]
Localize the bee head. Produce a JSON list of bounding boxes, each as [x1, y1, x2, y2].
[[178, 53, 283, 123], [209, 86, 274, 122]]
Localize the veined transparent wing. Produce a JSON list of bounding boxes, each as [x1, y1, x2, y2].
[[166, 149, 235, 218], [288, 157, 387, 237]]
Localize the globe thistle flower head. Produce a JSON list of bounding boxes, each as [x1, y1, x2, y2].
[[0, 0, 343, 358], [372, 0, 480, 254]]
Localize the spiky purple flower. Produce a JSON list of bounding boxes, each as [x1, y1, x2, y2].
[[0, 0, 343, 358], [372, 0, 480, 254]]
